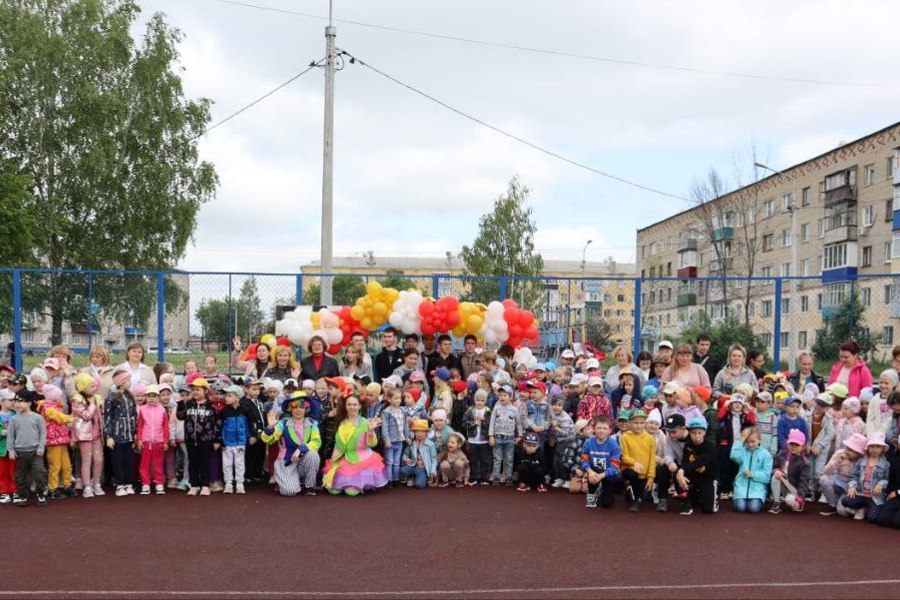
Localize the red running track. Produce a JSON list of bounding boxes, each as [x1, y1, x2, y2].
[[5, 487, 900, 600]]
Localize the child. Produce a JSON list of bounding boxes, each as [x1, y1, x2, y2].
[[674, 387, 703, 422], [241, 378, 267, 486], [610, 372, 642, 414], [37, 385, 74, 499], [564, 374, 586, 419], [614, 413, 630, 443], [462, 389, 492, 485], [489, 384, 524, 486], [729, 427, 772, 513], [516, 432, 547, 492], [692, 386, 719, 447], [562, 418, 593, 492], [477, 373, 498, 410], [402, 389, 426, 425], [0, 390, 18, 503], [577, 377, 613, 421], [8, 394, 48, 507], [218, 385, 250, 494], [819, 432, 867, 516], [549, 397, 576, 487], [866, 370, 898, 436], [439, 431, 470, 487], [381, 387, 409, 487], [167, 385, 189, 490], [524, 381, 552, 445], [401, 419, 437, 489], [841, 432, 891, 521], [833, 397, 865, 454], [676, 417, 718, 516], [176, 378, 220, 496], [752, 392, 779, 458], [646, 409, 667, 504], [70, 374, 104, 497], [769, 429, 811, 514], [619, 409, 655, 512], [136, 385, 170, 495], [581, 415, 621, 509], [431, 367, 453, 416], [450, 380, 469, 434], [717, 394, 755, 499], [805, 393, 835, 502], [777, 396, 809, 452], [428, 408, 454, 454], [105, 370, 138, 496], [642, 385, 660, 414]]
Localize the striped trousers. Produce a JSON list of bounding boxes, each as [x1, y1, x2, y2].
[[274, 452, 321, 496]]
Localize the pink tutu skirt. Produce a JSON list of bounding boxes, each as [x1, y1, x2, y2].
[[322, 452, 388, 491]]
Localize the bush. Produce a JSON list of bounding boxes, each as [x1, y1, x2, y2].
[[677, 313, 767, 367], [812, 298, 879, 363]]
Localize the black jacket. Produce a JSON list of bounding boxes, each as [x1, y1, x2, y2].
[[299, 355, 340, 381], [682, 439, 718, 481], [240, 396, 267, 437], [176, 400, 220, 445], [693, 352, 722, 386], [788, 371, 827, 395]]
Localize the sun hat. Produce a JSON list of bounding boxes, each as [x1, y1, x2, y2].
[[815, 392, 833, 406], [786, 429, 807, 446], [410, 419, 429, 432], [189, 377, 209, 389], [662, 381, 681, 395], [866, 432, 889, 449], [843, 433, 868, 455], [825, 383, 849, 399], [145, 384, 160, 396]]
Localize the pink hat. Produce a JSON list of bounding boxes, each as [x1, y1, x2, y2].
[[42, 357, 61, 371], [842, 397, 860, 415], [158, 383, 173, 393], [843, 433, 868, 455], [866, 432, 889, 449], [41, 384, 63, 403], [786, 428, 807, 446], [132, 382, 147, 396]]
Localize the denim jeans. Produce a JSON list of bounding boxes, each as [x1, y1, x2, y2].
[[491, 435, 515, 481], [399, 465, 428, 488], [733, 498, 763, 513], [384, 441, 404, 481]]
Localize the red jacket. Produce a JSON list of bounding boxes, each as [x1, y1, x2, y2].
[[827, 360, 873, 399]]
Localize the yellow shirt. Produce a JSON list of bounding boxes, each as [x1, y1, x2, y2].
[[619, 430, 656, 481]]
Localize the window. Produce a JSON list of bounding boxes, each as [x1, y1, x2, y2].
[[761, 300, 773, 317], [801, 187, 810, 206], [666, 262, 672, 276], [886, 241, 893, 263], [780, 262, 791, 277], [818, 219, 826, 238], [763, 234, 774, 251], [860, 287, 871, 307], [864, 164, 876, 187], [764, 199, 775, 218], [889, 155, 897, 180], [823, 283, 850, 307], [885, 285, 895, 305], [883, 326, 895, 345], [782, 193, 794, 212], [817, 293, 823, 310], [761, 266, 772, 278], [862, 246, 873, 267], [825, 170, 854, 191], [801, 295, 809, 312], [667, 288, 672, 302], [887, 199, 894, 222], [798, 331, 808, 349], [893, 232, 900, 261], [800, 258, 810, 276], [780, 332, 790, 349], [748, 302, 755, 317], [800, 223, 809, 242], [737, 211, 745, 227], [863, 205, 874, 227], [822, 243, 849, 270], [748, 207, 756, 224], [895, 186, 900, 211], [760, 333, 772, 348], [782, 229, 792, 247], [617, 294, 624, 302], [781, 298, 790, 315]]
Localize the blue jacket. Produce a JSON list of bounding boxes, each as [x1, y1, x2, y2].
[[402, 438, 438, 476], [218, 405, 250, 447], [848, 456, 891, 505], [580, 436, 621, 480], [776, 414, 809, 452], [380, 406, 410, 444], [730, 439, 773, 501], [525, 400, 552, 442]]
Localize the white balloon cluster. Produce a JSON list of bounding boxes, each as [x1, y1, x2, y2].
[[513, 347, 537, 370], [478, 301, 509, 345], [388, 290, 424, 335], [275, 307, 343, 348]]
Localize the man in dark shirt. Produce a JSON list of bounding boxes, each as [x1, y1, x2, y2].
[[692, 332, 722, 385], [374, 327, 404, 383], [426, 334, 462, 394]]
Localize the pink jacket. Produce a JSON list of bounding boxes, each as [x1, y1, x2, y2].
[[833, 416, 865, 453], [822, 448, 858, 485], [137, 403, 170, 445], [38, 400, 73, 446], [827, 360, 873, 399], [71, 397, 102, 442]]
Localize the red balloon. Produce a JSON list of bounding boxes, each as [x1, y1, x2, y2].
[[276, 337, 291, 347], [328, 343, 343, 355], [519, 310, 534, 328], [504, 307, 519, 323], [422, 322, 435, 336], [446, 312, 460, 327], [507, 336, 522, 348], [419, 301, 435, 317], [524, 326, 539, 340], [502, 299, 517, 309], [509, 324, 523, 339]]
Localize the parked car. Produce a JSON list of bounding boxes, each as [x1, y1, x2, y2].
[[168, 347, 190, 355]]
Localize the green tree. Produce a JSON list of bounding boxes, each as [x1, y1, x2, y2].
[[0, 0, 217, 343], [303, 276, 366, 306], [812, 296, 879, 363], [677, 312, 766, 367], [460, 177, 544, 308], [195, 277, 265, 347], [380, 275, 423, 294], [0, 163, 42, 333], [236, 276, 264, 341], [585, 316, 613, 350]]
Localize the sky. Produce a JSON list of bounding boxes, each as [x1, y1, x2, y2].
[[136, 0, 900, 275]]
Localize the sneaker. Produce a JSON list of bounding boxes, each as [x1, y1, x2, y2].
[[854, 508, 866, 521], [585, 493, 599, 508], [200, 486, 211, 496], [551, 478, 564, 488], [679, 507, 694, 516], [210, 481, 224, 493], [438, 482, 449, 488], [92, 483, 105, 496], [186, 487, 200, 496], [516, 483, 530, 492], [36, 493, 48, 507], [236, 484, 246, 494], [167, 478, 180, 489], [12, 494, 27, 506], [115, 486, 128, 497], [64, 486, 76, 498], [140, 485, 151, 495], [536, 484, 548, 493], [562, 480, 571, 490], [82, 487, 94, 499], [819, 510, 836, 516], [818, 494, 828, 504], [629, 501, 641, 513], [268, 476, 275, 484], [480, 480, 490, 486], [155, 485, 166, 495], [126, 485, 135, 495], [406, 480, 414, 487], [656, 499, 668, 513], [624, 484, 635, 504], [719, 492, 729, 501], [0, 494, 11, 504], [768, 503, 782, 515], [303, 488, 316, 496], [177, 480, 190, 491], [223, 484, 234, 494]]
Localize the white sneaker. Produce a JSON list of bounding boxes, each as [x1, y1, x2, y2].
[[223, 484, 234, 494], [115, 486, 128, 497], [186, 487, 199, 496], [551, 478, 564, 488], [126, 485, 135, 495], [155, 484, 166, 495], [818, 494, 828, 504], [268, 476, 275, 484], [200, 486, 211, 496], [140, 485, 151, 495], [562, 480, 571, 489], [209, 481, 224, 493], [82, 487, 94, 499], [0, 494, 11, 504], [236, 484, 246, 494], [92, 483, 105, 496]]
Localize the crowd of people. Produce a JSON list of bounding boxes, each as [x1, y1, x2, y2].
[[1, 331, 899, 530]]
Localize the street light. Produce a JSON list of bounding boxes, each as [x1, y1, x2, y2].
[[581, 239, 593, 273], [754, 162, 799, 368]]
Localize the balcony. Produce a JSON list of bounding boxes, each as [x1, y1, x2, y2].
[[678, 238, 698, 252], [677, 266, 697, 279], [677, 292, 697, 307], [894, 165, 900, 185], [822, 305, 840, 320], [823, 183, 857, 208], [892, 299, 900, 319], [712, 227, 734, 242], [821, 212, 858, 245], [709, 257, 734, 274]]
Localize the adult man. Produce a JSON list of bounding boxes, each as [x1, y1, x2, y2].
[[459, 335, 479, 379], [426, 335, 463, 394], [350, 331, 373, 368], [657, 340, 674, 364], [692, 332, 722, 385], [374, 327, 404, 383], [421, 334, 437, 373]]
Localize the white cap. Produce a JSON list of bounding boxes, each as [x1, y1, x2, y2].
[[570, 373, 588, 386], [585, 358, 600, 370], [662, 381, 681, 395], [587, 376, 603, 388], [561, 349, 575, 359], [658, 340, 674, 350], [646, 408, 663, 425]]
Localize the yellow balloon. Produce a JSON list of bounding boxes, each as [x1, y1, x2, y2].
[[360, 317, 373, 330], [350, 305, 365, 321], [452, 325, 466, 337], [373, 302, 388, 317], [260, 334, 276, 348], [465, 314, 483, 333], [366, 281, 382, 297], [385, 288, 399, 302]]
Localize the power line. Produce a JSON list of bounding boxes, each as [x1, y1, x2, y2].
[[210, 0, 888, 88], [339, 50, 689, 201], [201, 58, 325, 136]]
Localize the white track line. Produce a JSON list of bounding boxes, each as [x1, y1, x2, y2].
[[3, 579, 900, 597]]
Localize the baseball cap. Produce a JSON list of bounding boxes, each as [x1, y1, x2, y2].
[[451, 380, 468, 394], [570, 373, 588, 386], [665, 413, 686, 429], [524, 432, 541, 446], [431, 367, 451, 381], [498, 384, 514, 395], [658, 340, 674, 350], [785, 395, 803, 406], [527, 381, 547, 393], [561, 349, 575, 359], [587, 376, 603, 388], [662, 381, 681, 395], [223, 384, 244, 398], [686, 416, 708, 430], [585, 358, 601, 370]]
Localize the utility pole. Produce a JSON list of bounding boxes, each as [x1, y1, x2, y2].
[[320, 0, 336, 305]]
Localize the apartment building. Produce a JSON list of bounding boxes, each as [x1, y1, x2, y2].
[[636, 121, 900, 362]]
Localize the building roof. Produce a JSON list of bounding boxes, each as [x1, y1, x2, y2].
[[301, 256, 635, 276], [636, 119, 900, 234]]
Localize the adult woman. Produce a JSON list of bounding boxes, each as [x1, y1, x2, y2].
[[604, 346, 644, 392], [116, 343, 156, 387], [660, 344, 710, 389], [340, 345, 373, 384], [789, 351, 826, 394], [747, 350, 767, 387], [79, 346, 115, 400], [46, 345, 77, 400], [267, 345, 301, 383], [300, 336, 340, 381], [713, 343, 758, 400], [321, 392, 388, 495], [262, 394, 322, 496], [636, 351, 654, 382], [827, 340, 874, 399], [231, 336, 272, 379]]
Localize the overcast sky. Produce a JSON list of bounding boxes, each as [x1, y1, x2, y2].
[[138, 0, 900, 274]]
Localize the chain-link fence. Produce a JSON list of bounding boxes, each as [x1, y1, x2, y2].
[[0, 268, 895, 374]]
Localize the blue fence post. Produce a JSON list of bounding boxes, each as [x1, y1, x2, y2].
[[632, 278, 642, 359], [499, 276, 508, 300], [773, 278, 783, 370], [156, 272, 165, 364], [12, 269, 22, 372], [296, 273, 304, 305], [431, 274, 440, 299]]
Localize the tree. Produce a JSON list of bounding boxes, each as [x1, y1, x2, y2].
[[236, 276, 264, 341], [677, 312, 766, 368], [585, 316, 613, 350], [0, 0, 217, 343], [380, 275, 423, 295], [691, 168, 732, 314], [195, 279, 263, 348], [303, 276, 366, 306], [460, 177, 544, 309], [812, 295, 879, 363], [0, 163, 42, 334]]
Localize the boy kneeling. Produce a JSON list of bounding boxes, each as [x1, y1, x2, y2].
[[580, 416, 621, 509], [676, 417, 719, 516]]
